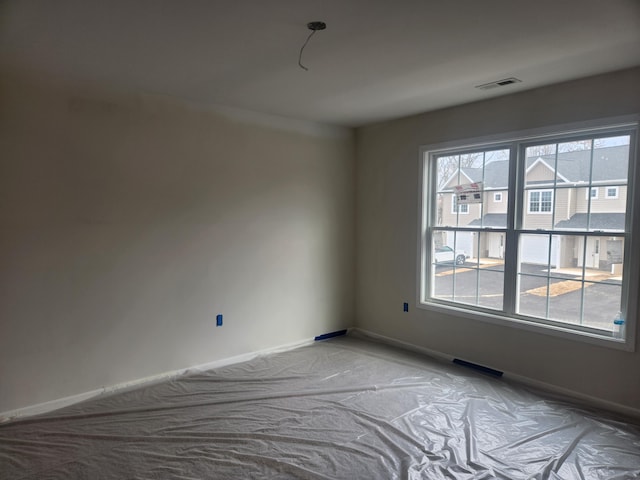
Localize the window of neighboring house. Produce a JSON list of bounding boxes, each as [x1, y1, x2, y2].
[[452, 195, 469, 214], [420, 122, 638, 349], [528, 189, 553, 213], [494, 192, 502, 202], [606, 186, 619, 199], [586, 187, 599, 199]]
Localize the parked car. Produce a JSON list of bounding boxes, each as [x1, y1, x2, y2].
[[434, 245, 468, 265]]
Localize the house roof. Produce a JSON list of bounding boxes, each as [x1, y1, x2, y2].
[[468, 214, 507, 228], [536, 145, 629, 184], [447, 145, 629, 190], [554, 213, 626, 231], [467, 212, 625, 231], [459, 162, 509, 189]]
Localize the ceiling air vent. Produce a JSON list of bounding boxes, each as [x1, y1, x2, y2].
[[475, 77, 522, 90]]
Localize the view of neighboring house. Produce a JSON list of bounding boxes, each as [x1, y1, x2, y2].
[[437, 144, 629, 271]]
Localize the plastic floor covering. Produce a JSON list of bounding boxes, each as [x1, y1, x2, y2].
[[1, 334, 639, 479]]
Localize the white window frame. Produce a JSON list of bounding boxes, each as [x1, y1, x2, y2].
[[418, 118, 639, 351], [494, 192, 503, 202], [606, 186, 619, 199], [527, 189, 554, 214]]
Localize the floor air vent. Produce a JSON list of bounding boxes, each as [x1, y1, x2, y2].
[[453, 358, 503, 377], [475, 77, 522, 90]]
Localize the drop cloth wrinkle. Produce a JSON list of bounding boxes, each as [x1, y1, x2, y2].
[[1, 335, 639, 479]]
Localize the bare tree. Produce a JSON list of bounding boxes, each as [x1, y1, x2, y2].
[[436, 149, 508, 190]]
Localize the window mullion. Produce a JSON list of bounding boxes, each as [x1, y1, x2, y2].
[[503, 143, 520, 315]]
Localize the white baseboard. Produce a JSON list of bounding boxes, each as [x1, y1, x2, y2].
[[352, 328, 640, 420], [0, 336, 316, 424], [0, 389, 105, 424]]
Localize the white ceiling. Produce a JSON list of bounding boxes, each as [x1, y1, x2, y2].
[[2, 0, 640, 127]]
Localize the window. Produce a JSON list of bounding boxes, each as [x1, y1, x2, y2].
[[586, 187, 599, 199], [420, 122, 638, 348], [452, 195, 469, 214], [528, 190, 553, 213]]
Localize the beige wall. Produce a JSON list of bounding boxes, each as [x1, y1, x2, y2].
[[355, 67, 640, 411], [575, 186, 628, 213], [526, 161, 556, 183], [0, 73, 355, 413]]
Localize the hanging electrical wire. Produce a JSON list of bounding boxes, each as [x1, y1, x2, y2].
[[298, 21, 326, 71]]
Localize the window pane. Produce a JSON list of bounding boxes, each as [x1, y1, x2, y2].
[[604, 236, 625, 274], [518, 275, 548, 319], [477, 269, 503, 310], [431, 230, 466, 301], [516, 233, 625, 331], [467, 230, 506, 299], [432, 263, 454, 302], [478, 231, 506, 266], [525, 145, 557, 187], [583, 282, 622, 332], [593, 137, 629, 184], [551, 186, 582, 231], [555, 187, 590, 231], [588, 138, 629, 232], [453, 265, 477, 306], [436, 154, 460, 190], [548, 280, 582, 325]]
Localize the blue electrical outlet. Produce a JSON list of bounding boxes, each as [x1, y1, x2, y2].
[[216, 314, 223, 326], [403, 302, 409, 312]]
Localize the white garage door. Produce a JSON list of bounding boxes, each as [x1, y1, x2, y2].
[[520, 234, 558, 266]]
